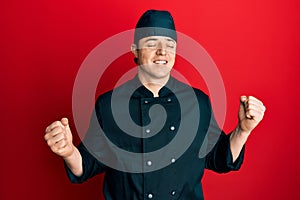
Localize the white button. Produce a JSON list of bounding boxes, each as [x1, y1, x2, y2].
[[170, 126, 175, 131], [148, 193, 153, 199], [144, 100, 149, 104], [167, 98, 172, 102], [171, 190, 176, 196], [171, 158, 176, 163], [145, 129, 151, 134], [147, 160, 152, 166]]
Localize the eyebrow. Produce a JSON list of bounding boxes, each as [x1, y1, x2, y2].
[[166, 38, 176, 42], [144, 38, 176, 43], [144, 38, 158, 43]]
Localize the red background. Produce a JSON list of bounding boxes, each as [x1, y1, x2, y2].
[[1, 0, 300, 199]]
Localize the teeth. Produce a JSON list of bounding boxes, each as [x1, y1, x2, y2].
[[154, 60, 167, 64]]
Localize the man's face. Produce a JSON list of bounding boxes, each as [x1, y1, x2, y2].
[[133, 36, 176, 80]]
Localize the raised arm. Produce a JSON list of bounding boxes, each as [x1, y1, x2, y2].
[[230, 96, 266, 162]]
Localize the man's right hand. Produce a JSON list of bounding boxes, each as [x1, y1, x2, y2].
[[44, 118, 75, 159]]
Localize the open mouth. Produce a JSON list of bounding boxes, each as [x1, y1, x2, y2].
[[153, 60, 168, 65]]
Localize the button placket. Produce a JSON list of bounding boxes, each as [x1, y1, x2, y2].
[[141, 98, 152, 137], [141, 97, 150, 195]]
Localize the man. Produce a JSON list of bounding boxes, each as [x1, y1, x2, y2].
[[44, 10, 266, 199]]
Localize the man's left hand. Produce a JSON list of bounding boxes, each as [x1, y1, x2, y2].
[[238, 96, 266, 134]]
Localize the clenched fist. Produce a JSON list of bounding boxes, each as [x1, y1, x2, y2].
[[230, 95, 266, 162], [44, 118, 83, 176], [238, 96, 266, 133], [44, 118, 75, 158]]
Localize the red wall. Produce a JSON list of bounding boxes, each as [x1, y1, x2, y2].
[[1, 0, 300, 199]]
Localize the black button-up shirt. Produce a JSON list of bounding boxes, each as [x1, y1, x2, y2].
[[66, 76, 244, 199]]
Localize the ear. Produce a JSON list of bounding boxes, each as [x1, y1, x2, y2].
[[131, 44, 138, 58]]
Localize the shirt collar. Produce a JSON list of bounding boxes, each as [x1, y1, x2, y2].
[[129, 75, 176, 98]]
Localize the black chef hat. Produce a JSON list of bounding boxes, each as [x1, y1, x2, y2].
[[134, 10, 177, 45]]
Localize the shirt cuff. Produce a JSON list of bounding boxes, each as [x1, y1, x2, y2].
[[226, 141, 245, 171]]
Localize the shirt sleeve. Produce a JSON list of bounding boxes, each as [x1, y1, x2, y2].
[[202, 95, 245, 173], [205, 132, 245, 173], [65, 100, 108, 183], [65, 143, 107, 183]]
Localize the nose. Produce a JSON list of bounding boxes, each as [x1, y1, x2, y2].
[[156, 43, 167, 55], [156, 48, 166, 56]]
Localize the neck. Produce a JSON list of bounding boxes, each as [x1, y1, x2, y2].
[[138, 74, 170, 97]]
